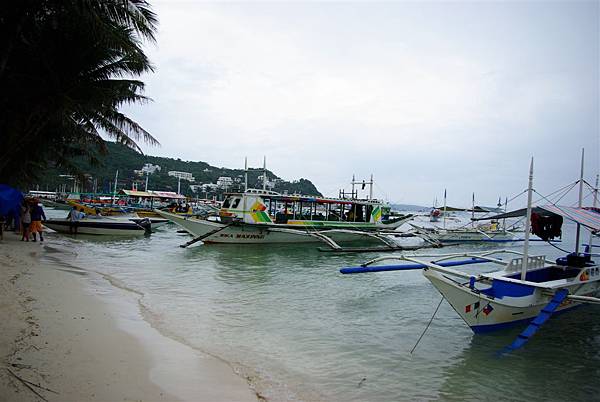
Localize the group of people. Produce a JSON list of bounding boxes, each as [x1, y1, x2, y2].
[[19, 198, 46, 242]]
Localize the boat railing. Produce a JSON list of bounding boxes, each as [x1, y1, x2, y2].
[[505, 255, 546, 273]]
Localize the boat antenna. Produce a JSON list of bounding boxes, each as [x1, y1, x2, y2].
[[351, 174, 356, 199], [443, 189, 447, 229], [263, 156, 267, 191], [575, 148, 585, 254], [369, 174, 374, 200], [588, 174, 599, 253], [521, 157, 534, 281], [244, 157, 248, 191]]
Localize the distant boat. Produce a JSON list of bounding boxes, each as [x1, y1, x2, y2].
[[429, 208, 441, 222], [410, 223, 522, 245]]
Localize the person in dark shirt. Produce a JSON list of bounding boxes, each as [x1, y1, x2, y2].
[[29, 199, 46, 242]]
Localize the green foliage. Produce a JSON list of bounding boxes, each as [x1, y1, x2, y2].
[[36, 142, 323, 197], [0, 0, 158, 187]]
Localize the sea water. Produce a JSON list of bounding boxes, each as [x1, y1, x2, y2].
[[43, 209, 600, 401]]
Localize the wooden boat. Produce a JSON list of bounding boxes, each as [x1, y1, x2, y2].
[[342, 153, 600, 351], [157, 188, 413, 245]]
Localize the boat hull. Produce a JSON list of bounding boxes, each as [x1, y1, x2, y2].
[[434, 230, 520, 244], [156, 210, 396, 244], [423, 268, 600, 333], [44, 219, 146, 236]]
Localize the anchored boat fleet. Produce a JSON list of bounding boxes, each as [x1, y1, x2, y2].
[[37, 152, 600, 351]]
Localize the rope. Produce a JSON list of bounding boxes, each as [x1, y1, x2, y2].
[[410, 297, 444, 354], [547, 239, 572, 254]]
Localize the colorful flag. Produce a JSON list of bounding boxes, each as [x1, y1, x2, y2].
[[464, 301, 481, 313], [483, 303, 494, 316]]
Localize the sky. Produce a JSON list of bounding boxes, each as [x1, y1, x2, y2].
[[122, 0, 600, 207]]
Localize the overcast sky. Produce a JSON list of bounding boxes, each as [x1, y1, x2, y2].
[[123, 0, 599, 207]]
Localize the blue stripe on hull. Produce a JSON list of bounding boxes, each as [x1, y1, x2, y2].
[[470, 303, 583, 333]]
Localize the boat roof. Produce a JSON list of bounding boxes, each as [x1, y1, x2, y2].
[[226, 189, 385, 205], [120, 189, 186, 199], [474, 205, 600, 233]]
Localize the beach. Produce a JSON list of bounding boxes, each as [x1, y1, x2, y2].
[[0, 231, 260, 402]]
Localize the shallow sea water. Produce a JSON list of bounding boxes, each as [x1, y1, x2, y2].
[[43, 209, 600, 401]]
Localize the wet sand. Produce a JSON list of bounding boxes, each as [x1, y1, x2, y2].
[[0, 231, 259, 402]]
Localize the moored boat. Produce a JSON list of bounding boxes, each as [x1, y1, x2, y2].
[[342, 152, 600, 351], [157, 188, 413, 245], [44, 216, 151, 235]]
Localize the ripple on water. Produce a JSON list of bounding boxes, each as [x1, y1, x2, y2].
[[57, 221, 600, 402]]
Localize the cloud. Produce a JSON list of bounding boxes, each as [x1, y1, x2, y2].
[[122, 1, 599, 206]]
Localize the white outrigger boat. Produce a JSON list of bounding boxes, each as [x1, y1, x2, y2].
[[412, 193, 523, 245], [342, 153, 600, 351], [410, 223, 522, 245], [157, 188, 413, 247]]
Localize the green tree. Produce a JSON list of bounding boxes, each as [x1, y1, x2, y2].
[[0, 0, 158, 187]]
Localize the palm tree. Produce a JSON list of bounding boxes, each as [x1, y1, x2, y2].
[[0, 0, 159, 186]]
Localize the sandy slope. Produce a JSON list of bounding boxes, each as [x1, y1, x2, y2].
[[0, 231, 259, 402]]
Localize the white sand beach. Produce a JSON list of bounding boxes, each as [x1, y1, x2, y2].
[[0, 231, 260, 402]]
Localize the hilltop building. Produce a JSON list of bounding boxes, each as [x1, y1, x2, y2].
[[134, 163, 161, 176], [168, 171, 195, 182]]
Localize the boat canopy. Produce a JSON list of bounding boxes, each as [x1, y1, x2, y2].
[[120, 189, 186, 199], [226, 190, 384, 206], [473, 205, 600, 234], [539, 205, 600, 234]]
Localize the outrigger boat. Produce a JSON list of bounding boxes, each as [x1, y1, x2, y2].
[[412, 192, 523, 245], [157, 188, 413, 247], [342, 153, 600, 351], [410, 223, 522, 245]]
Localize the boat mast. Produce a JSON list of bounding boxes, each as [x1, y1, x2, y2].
[[471, 192, 475, 228], [244, 157, 248, 191], [521, 158, 534, 281], [575, 148, 585, 254], [443, 189, 447, 229], [589, 174, 599, 253], [243, 157, 248, 222], [502, 196, 507, 232], [369, 174, 373, 200], [263, 156, 267, 191], [351, 174, 356, 199], [112, 170, 119, 206]]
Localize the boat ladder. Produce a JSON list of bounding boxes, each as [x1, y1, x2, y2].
[[501, 288, 569, 353]]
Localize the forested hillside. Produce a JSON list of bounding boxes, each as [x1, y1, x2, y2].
[[34, 142, 321, 197]]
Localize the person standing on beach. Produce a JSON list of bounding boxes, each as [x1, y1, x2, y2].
[[21, 202, 31, 241], [30, 199, 46, 242], [68, 206, 79, 234]]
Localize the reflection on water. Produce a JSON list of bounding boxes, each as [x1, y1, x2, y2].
[[41, 213, 600, 402]]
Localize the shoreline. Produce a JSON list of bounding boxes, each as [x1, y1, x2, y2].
[[0, 231, 260, 402]]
